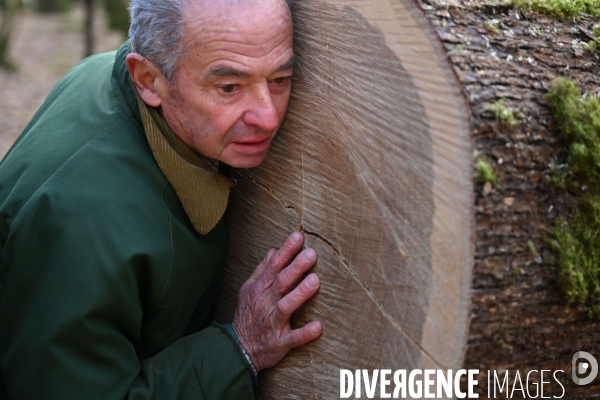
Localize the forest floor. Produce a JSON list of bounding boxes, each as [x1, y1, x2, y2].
[[0, 5, 123, 158], [417, 0, 600, 398]]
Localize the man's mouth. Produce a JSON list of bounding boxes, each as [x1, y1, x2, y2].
[[230, 137, 272, 155]]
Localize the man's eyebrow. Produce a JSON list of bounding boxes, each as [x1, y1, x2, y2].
[[207, 66, 250, 78], [206, 56, 295, 79], [275, 56, 296, 72]]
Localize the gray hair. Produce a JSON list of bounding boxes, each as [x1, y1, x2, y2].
[[128, 0, 294, 82], [129, 0, 186, 81]]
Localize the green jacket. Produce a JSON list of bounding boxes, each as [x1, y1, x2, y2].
[[0, 43, 254, 399]]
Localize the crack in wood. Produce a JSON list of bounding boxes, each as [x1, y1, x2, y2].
[[241, 172, 446, 370], [302, 230, 445, 370], [237, 170, 302, 231]]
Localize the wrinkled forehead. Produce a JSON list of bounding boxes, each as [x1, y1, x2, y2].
[[183, 0, 292, 38], [177, 0, 293, 68]]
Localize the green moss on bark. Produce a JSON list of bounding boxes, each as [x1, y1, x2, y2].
[[485, 99, 519, 125], [510, 0, 600, 18], [475, 157, 498, 184], [545, 77, 600, 317]]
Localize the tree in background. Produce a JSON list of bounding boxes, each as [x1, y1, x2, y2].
[[0, 0, 19, 70], [0, 0, 127, 67], [35, 0, 71, 13], [103, 0, 127, 34], [85, 0, 127, 57]]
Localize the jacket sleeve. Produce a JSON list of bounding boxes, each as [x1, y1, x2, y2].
[[0, 191, 255, 400], [129, 325, 254, 399]]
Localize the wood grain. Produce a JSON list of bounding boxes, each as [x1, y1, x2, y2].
[[215, 0, 473, 397]]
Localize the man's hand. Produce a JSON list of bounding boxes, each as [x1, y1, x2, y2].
[[232, 231, 322, 372]]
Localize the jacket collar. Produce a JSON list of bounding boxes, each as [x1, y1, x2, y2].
[[111, 41, 143, 130], [112, 41, 233, 235], [137, 99, 234, 235]]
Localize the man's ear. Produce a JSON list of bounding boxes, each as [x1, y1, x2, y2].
[[125, 53, 166, 107]]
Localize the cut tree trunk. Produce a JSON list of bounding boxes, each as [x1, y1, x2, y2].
[[215, 0, 473, 398]]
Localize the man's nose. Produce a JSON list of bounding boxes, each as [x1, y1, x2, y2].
[[242, 83, 280, 132]]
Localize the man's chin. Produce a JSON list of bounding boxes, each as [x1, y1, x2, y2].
[[223, 152, 269, 169]]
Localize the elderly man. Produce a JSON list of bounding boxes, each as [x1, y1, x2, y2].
[[0, 0, 322, 398]]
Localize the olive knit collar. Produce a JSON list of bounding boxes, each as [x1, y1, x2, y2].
[[137, 97, 234, 235]]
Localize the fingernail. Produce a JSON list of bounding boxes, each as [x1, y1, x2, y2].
[[306, 273, 319, 288], [309, 322, 320, 335], [291, 232, 302, 243], [303, 248, 316, 261]]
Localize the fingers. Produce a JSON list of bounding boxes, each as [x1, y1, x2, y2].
[[272, 273, 320, 327], [265, 248, 277, 263], [284, 321, 322, 349], [273, 248, 317, 295], [264, 231, 304, 281], [232, 232, 322, 371], [248, 248, 277, 282]]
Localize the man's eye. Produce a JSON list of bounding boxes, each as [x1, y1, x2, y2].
[[273, 77, 289, 84], [221, 84, 237, 93]]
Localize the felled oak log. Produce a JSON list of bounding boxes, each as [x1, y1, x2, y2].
[[215, 0, 473, 397]]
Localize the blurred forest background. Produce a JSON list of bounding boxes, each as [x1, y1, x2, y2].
[[0, 0, 127, 157]]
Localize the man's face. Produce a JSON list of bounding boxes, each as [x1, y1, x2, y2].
[[159, 0, 294, 168]]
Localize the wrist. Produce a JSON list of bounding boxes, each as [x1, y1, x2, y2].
[[223, 323, 259, 388]]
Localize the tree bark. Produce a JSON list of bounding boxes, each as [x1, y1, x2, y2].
[[418, 1, 600, 398]]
